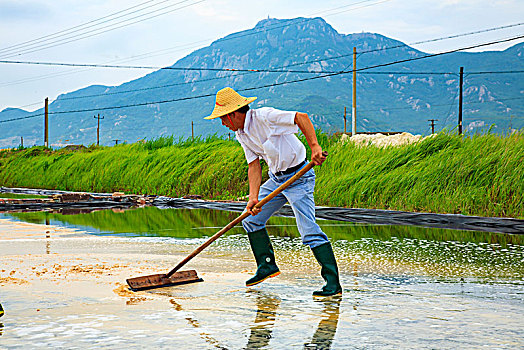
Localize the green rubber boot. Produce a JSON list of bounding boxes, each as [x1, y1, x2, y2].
[[246, 228, 280, 287], [311, 242, 342, 297]]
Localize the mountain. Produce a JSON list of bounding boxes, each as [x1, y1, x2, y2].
[[1, 17, 523, 148], [0, 108, 34, 147]]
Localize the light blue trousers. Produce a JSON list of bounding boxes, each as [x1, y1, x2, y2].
[[242, 161, 329, 248]]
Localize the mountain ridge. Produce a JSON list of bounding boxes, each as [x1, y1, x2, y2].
[[1, 17, 523, 147]]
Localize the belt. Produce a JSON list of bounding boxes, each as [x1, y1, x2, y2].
[[274, 159, 306, 176]]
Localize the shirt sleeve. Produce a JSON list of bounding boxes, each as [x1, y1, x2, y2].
[[263, 107, 299, 135], [236, 134, 259, 164]]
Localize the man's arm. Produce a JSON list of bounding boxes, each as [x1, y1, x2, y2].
[[246, 158, 262, 216], [294, 112, 326, 165]]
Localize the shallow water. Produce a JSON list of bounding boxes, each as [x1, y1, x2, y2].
[[0, 207, 522, 349]]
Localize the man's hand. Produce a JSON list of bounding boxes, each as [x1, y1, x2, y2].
[[311, 145, 327, 166], [246, 198, 261, 216], [294, 112, 327, 166]]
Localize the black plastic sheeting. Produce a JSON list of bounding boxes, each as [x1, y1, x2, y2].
[[0, 187, 132, 211], [0, 200, 132, 211], [0, 187, 113, 197], [154, 197, 524, 235], [1, 187, 523, 235]]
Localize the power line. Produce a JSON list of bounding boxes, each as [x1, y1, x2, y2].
[[3, 95, 523, 125], [275, 22, 524, 69], [3, 100, 43, 109], [0, 1, 385, 59], [4, 35, 524, 121], [0, 0, 386, 59], [0, 0, 390, 86], [0, 0, 373, 55], [2, 35, 523, 123], [0, 0, 179, 54], [0, 59, 337, 74], [208, 0, 391, 47], [15, 0, 480, 105], [55, 69, 524, 102], [1, 65, 523, 105], [467, 70, 524, 75], [360, 96, 524, 114], [57, 73, 248, 100], [2, 25, 522, 91], [4, 22, 523, 70], [362, 70, 524, 75], [359, 22, 524, 55], [3, 65, 521, 105], [311, 0, 392, 16], [0, 0, 205, 59], [353, 34, 524, 73], [2, 16, 521, 91], [0, 40, 209, 88], [3, 61, 523, 77]]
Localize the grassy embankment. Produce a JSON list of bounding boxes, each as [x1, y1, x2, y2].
[[0, 132, 523, 218]]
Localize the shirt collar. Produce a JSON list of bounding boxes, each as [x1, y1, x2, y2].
[[238, 109, 253, 135]]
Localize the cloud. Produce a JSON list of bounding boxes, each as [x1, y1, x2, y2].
[[0, 1, 50, 20], [190, 1, 239, 22]]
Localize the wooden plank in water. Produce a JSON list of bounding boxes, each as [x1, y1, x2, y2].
[[126, 270, 203, 291]]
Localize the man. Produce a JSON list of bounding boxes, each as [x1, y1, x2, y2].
[[205, 87, 342, 297]]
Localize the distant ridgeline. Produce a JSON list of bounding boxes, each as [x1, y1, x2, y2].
[[1, 17, 523, 148]]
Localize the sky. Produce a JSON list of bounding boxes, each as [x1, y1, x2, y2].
[[0, 0, 523, 113]]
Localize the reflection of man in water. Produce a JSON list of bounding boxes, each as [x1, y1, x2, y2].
[[304, 298, 341, 350], [245, 291, 281, 349], [205, 87, 342, 297], [244, 291, 341, 350]]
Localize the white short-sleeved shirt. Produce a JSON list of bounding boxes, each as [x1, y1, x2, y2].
[[235, 107, 306, 174]]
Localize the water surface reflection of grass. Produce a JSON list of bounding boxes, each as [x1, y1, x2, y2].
[[4, 206, 522, 245], [3, 207, 523, 281]]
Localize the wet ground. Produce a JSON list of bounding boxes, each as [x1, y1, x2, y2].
[[0, 207, 523, 349]]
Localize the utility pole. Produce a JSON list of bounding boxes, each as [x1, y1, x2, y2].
[[191, 121, 194, 139], [510, 115, 514, 131], [352, 47, 357, 136], [458, 67, 464, 135], [44, 97, 49, 147], [428, 119, 437, 134], [343, 107, 347, 134], [94, 114, 104, 146], [20, 137, 23, 148], [113, 139, 120, 145]]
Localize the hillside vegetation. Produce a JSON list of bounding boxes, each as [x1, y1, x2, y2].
[[0, 132, 522, 218], [2, 17, 523, 148]]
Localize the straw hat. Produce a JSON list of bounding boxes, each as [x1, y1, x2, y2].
[[204, 87, 257, 120]]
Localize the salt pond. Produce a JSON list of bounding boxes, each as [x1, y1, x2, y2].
[[0, 207, 522, 348]]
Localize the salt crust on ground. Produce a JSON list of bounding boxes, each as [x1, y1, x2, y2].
[[340, 132, 435, 147]]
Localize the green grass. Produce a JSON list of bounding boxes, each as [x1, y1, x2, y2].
[[0, 131, 522, 218], [0, 135, 250, 200], [316, 132, 524, 218]]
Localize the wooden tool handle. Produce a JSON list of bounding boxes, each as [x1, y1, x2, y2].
[[166, 160, 316, 277]]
